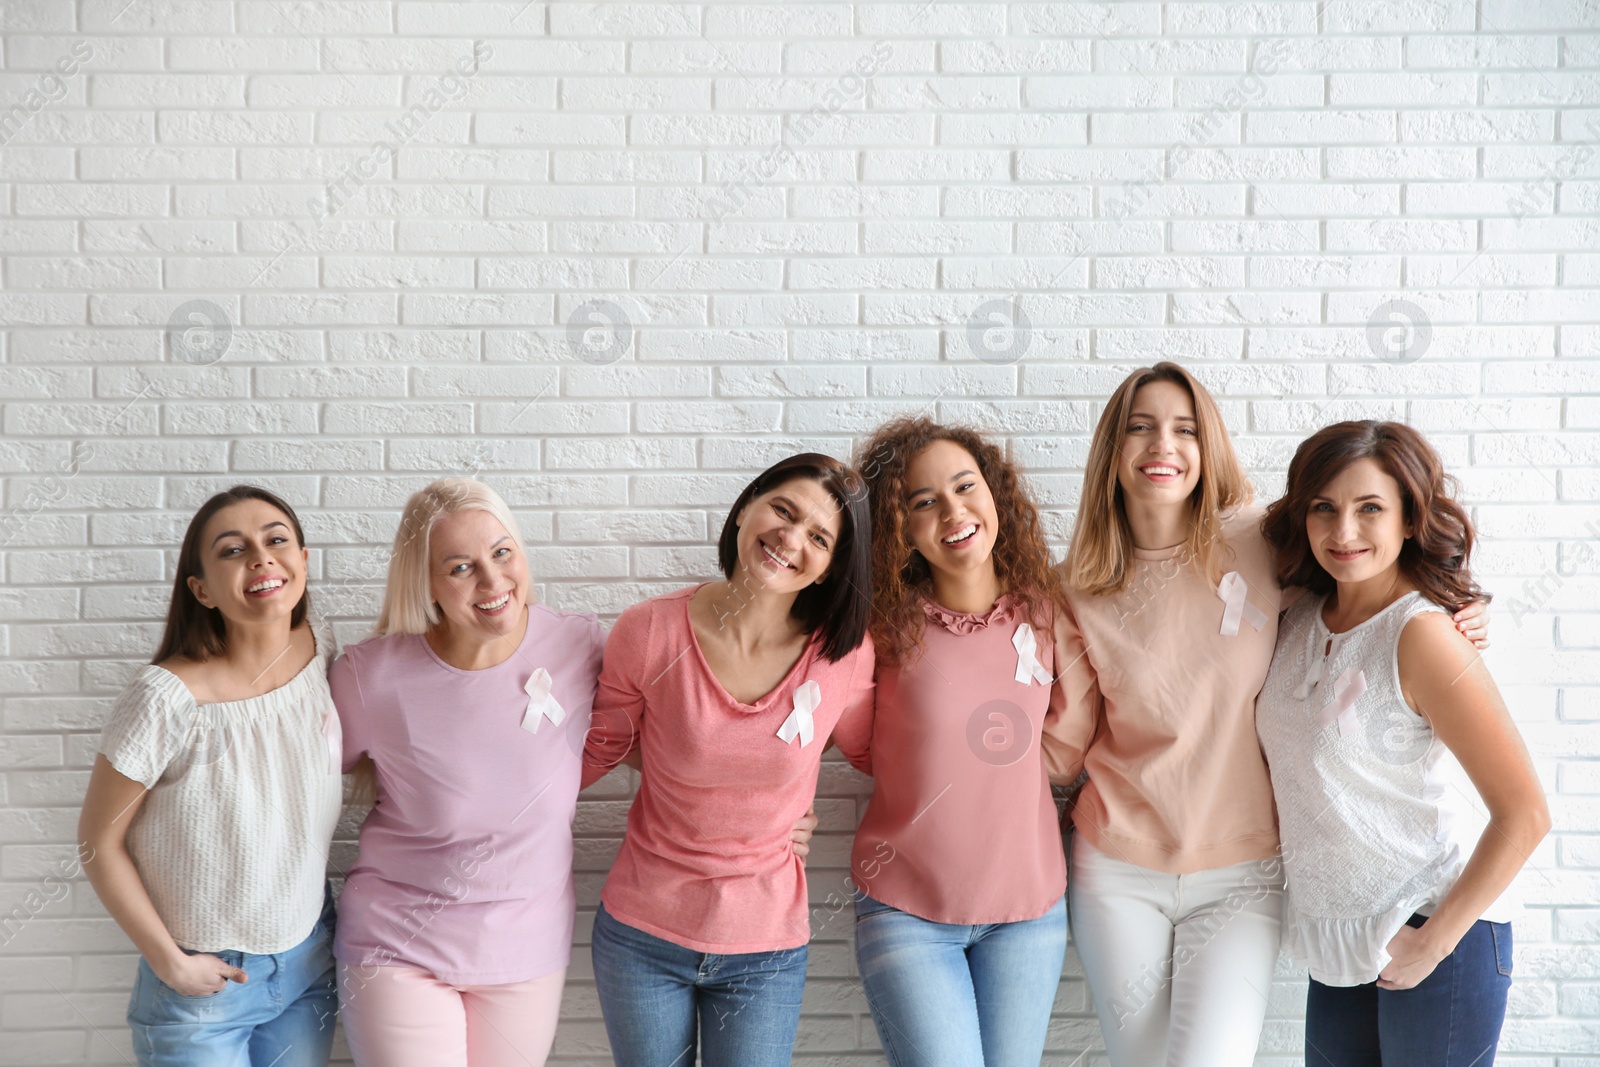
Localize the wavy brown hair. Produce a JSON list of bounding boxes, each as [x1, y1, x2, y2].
[[1261, 420, 1487, 612], [856, 417, 1067, 666], [1061, 362, 1253, 597]]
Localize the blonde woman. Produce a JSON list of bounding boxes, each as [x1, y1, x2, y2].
[[329, 479, 603, 1067], [1045, 363, 1489, 1066]]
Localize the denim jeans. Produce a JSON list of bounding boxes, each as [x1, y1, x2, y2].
[[590, 903, 808, 1067], [1305, 913, 1513, 1067], [128, 885, 338, 1067], [852, 892, 1068, 1067]]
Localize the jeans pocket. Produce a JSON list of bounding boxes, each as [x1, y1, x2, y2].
[[1491, 922, 1513, 978], [853, 893, 895, 924]]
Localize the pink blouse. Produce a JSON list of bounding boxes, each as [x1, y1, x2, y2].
[[583, 585, 876, 954], [850, 595, 1089, 924], [330, 605, 604, 985]]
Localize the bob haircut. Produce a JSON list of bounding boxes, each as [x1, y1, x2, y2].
[[855, 417, 1068, 667], [1062, 361, 1252, 597], [1261, 420, 1487, 613], [375, 478, 526, 636], [152, 485, 311, 664], [715, 453, 872, 663]]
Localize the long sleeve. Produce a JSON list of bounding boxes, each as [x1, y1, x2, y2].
[[583, 604, 648, 788], [1042, 603, 1098, 785], [826, 633, 876, 776]]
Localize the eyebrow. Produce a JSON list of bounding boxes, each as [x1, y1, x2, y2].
[[210, 520, 289, 548], [441, 535, 511, 563], [1128, 411, 1196, 422], [772, 495, 835, 543], [1311, 493, 1386, 503], [905, 469, 977, 499]]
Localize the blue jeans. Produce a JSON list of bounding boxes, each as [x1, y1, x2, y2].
[[853, 892, 1068, 1067], [1305, 914, 1513, 1067], [128, 885, 338, 1067], [590, 902, 808, 1067]]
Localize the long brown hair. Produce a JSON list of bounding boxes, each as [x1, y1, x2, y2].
[[151, 485, 311, 664], [856, 417, 1066, 666], [1062, 362, 1252, 596], [716, 453, 873, 662], [1261, 420, 1487, 612]]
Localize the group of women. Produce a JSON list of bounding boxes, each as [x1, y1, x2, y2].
[[79, 361, 1549, 1067]]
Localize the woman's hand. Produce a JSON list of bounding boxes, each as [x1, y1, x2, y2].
[[790, 806, 819, 863], [154, 951, 248, 997], [1377, 923, 1449, 991], [1452, 599, 1490, 650]]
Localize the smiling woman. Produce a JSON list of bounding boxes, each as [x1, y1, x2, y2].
[[78, 486, 342, 1067]]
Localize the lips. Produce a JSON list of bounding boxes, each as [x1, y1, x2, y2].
[[760, 540, 796, 570], [1138, 463, 1183, 482], [474, 591, 513, 614], [941, 523, 979, 546], [244, 576, 286, 596], [1327, 548, 1370, 562]]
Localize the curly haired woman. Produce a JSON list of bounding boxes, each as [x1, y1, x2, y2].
[[844, 417, 1094, 1067]]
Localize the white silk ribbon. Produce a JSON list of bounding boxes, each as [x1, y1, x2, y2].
[[777, 680, 821, 747], [1012, 623, 1053, 686], [520, 667, 567, 734], [1216, 572, 1269, 637], [1315, 668, 1367, 738]]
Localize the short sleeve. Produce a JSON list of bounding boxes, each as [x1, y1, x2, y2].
[[97, 668, 194, 790], [583, 602, 650, 788], [328, 648, 370, 771], [827, 635, 876, 776]]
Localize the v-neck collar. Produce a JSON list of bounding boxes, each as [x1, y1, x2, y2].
[[683, 584, 819, 713]]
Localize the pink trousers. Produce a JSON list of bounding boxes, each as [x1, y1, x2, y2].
[[338, 963, 565, 1067]]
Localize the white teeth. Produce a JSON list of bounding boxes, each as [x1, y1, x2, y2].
[[475, 592, 511, 611], [761, 543, 795, 570], [942, 524, 978, 545], [246, 578, 284, 593], [1143, 465, 1181, 477]]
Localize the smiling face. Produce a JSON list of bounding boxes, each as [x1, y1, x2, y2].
[[1116, 380, 1203, 511], [186, 499, 309, 625], [1306, 457, 1413, 587], [427, 508, 530, 639], [903, 439, 1000, 579], [732, 477, 841, 594]]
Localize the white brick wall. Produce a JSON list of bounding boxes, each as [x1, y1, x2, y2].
[[2, 0, 1598, 1062]]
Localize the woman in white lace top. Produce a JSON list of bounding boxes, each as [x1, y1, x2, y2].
[[1256, 421, 1549, 1067]]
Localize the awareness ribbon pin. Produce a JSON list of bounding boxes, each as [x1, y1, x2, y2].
[[777, 680, 821, 747], [321, 707, 342, 775], [1314, 669, 1367, 737], [1012, 623, 1053, 686], [520, 667, 567, 734], [1216, 572, 1269, 637]]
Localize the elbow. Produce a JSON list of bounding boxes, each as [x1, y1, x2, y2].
[[1529, 795, 1553, 844]]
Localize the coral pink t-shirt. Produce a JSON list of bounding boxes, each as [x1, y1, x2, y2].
[[850, 595, 1090, 924], [583, 585, 875, 954], [330, 604, 603, 985]]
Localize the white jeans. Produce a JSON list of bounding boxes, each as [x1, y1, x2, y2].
[[1069, 834, 1284, 1067]]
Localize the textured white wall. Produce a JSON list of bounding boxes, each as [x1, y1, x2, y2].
[[2, 0, 1598, 1063]]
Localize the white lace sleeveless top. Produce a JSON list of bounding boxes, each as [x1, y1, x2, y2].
[[1255, 591, 1515, 987]]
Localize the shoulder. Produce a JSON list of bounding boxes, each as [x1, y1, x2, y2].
[[329, 631, 417, 689], [529, 601, 603, 640], [1396, 596, 1462, 659], [613, 586, 696, 640], [113, 664, 195, 722], [1220, 505, 1270, 552]]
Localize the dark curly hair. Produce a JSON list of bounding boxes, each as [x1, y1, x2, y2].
[[1261, 420, 1488, 612], [855, 417, 1068, 666]]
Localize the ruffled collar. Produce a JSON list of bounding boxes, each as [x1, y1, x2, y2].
[[921, 593, 1021, 635]]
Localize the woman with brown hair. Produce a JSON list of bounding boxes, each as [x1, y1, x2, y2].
[[1049, 364, 1490, 1066], [1257, 421, 1546, 1066], [845, 417, 1091, 1067], [79, 486, 340, 1067]]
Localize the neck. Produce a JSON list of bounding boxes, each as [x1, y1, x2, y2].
[[706, 577, 804, 652], [218, 614, 297, 679], [929, 559, 1003, 615], [427, 605, 530, 670], [1326, 568, 1411, 629], [1124, 496, 1194, 552]]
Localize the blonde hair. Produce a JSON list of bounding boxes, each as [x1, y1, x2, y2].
[[1061, 362, 1253, 597], [374, 478, 527, 636]]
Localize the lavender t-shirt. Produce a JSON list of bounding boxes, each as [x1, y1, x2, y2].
[[329, 605, 603, 985]]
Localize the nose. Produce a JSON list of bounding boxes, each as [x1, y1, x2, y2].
[[1332, 511, 1361, 543]]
